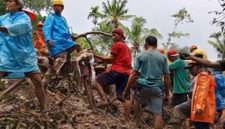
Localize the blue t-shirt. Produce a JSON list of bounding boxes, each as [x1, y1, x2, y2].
[[133, 49, 170, 88]]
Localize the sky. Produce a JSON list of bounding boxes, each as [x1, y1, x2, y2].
[[60, 0, 221, 61]]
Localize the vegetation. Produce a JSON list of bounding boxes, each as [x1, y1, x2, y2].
[[163, 8, 193, 50], [210, 0, 225, 32], [125, 17, 162, 58], [87, 0, 133, 54], [208, 32, 225, 58], [88, 0, 133, 28]]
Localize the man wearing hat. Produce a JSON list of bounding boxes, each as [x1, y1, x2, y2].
[[42, 0, 81, 85], [169, 56, 215, 129], [94, 28, 131, 120], [0, 0, 45, 109], [43, 0, 81, 57], [167, 49, 191, 108]]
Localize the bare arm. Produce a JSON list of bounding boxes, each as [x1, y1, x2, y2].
[[94, 53, 115, 63], [123, 70, 139, 95], [189, 55, 220, 68], [163, 73, 171, 99]]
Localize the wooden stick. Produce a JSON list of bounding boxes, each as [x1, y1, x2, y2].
[[0, 78, 24, 99]]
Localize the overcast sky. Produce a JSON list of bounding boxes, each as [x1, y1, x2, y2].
[[60, 0, 221, 60]]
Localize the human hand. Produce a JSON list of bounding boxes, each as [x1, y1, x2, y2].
[[121, 91, 128, 102], [163, 95, 170, 103], [196, 109, 203, 114], [47, 40, 53, 47], [179, 52, 191, 60], [0, 26, 7, 33]]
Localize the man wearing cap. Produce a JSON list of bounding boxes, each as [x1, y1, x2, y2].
[[167, 49, 191, 108], [169, 56, 215, 129], [0, 0, 45, 109], [94, 28, 131, 120], [122, 36, 170, 129], [190, 45, 208, 59]]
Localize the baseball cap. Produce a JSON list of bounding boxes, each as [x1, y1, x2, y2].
[[167, 49, 179, 57], [112, 28, 125, 39]]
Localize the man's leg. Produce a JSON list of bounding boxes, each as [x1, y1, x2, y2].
[[122, 99, 131, 121], [95, 81, 108, 103], [143, 87, 163, 129], [169, 100, 191, 129], [116, 73, 131, 121], [220, 109, 225, 128], [41, 57, 55, 86], [26, 73, 45, 110], [95, 72, 115, 104], [154, 114, 163, 129]]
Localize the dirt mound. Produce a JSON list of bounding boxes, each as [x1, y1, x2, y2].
[[0, 80, 142, 129]]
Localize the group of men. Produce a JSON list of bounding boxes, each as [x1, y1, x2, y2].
[[1, 0, 225, 129]]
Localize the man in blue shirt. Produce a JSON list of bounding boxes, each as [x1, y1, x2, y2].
[[43, 0, 80, 57], [122, 36, 170, 129], [42, 0, 81, 85], [0, 0, 45, 110]]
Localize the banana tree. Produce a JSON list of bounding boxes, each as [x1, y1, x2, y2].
[[208, 32, 225, 58]]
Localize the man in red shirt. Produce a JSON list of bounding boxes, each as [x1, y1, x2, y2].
[[94, 28, 131, 120]]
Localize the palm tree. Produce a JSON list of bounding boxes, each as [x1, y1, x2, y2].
[[102, 0, 134, 28], [126, 17, 146, 58], [88, 0, 133, 28], [208, 32, 225, 58], [88, 6, 103, 25], [126, 17, 162, 58]]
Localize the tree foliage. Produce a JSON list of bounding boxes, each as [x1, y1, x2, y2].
[[208, 32, 225, 58], [24, 0, 51, 13], [0, 0, 6, 15], [87, 0, 133, 54], [125, 16, 162, 58], [88, 0, 133, 28], [163, 8, 193, 50], [209, 0, 225, 32]]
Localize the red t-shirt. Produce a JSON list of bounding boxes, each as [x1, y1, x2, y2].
[[110, 41, 131, 75]]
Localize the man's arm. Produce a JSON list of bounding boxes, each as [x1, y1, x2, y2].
[[163, 73, 171, 100], [181, 53, 221, 68], [94, 53, 115, 63], [122, 70, 139, 97], [190, 55, 221, 68]]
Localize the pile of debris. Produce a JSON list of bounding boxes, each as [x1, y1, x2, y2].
[[0, 80, 144, 129]]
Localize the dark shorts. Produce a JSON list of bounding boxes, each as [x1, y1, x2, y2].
[[96, 71, 129, 101], [134, 83, 163, 115], [171, 93, 188, 107]]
